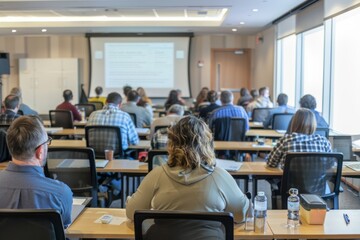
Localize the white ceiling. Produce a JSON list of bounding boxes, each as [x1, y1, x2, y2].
[[0, 0, 309, 35]]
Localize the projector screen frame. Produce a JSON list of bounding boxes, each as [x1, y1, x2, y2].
[[86, 32, 194, 99]]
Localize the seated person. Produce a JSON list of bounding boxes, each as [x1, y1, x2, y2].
[[136, 87, 153, 118], [198, 90, 221, 121], [0, 95, 21, 124], [164, 89, 184, 111], [0, 116, 72, 227], [56, 89, 82, 122], [299, 94, 328, 128], [237, 87, 252, 109], [150, 104, 184, 137], [88, 86, 107, 105], [247, 87, 273, 116], [267, 108, 332, 169], [126, 116, 250, 231], [263, 93, 295, 129], [121, 90, 152, 128], [194, 87, 210, 111], [10, 87, 38, 115]]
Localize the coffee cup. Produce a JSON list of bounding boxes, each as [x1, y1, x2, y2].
[[104, 149, 114, 161]]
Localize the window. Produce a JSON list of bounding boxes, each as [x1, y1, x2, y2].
[[332, 7, 360, 134], [277, 35, 296, 107], [302, 26, 324, 112]]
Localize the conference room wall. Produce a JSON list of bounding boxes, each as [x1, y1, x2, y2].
[[0, 32, 274, 103]]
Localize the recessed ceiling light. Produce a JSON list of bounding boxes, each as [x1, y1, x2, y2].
[[41, 29, 47, 32], [240, 22, 245, 25], [252, 8, 259, 12], [11, 29, 17, 33], [232, 28, 237, 32]]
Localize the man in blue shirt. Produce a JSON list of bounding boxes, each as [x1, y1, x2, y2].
[[0, 116, 73, 227], [208, 90, 249, 130], [263, 93, 295, 129]]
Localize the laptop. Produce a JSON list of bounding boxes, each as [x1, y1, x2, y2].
[[57, 159, 109, 168]]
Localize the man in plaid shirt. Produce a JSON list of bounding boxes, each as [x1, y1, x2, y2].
[[0, 95, 21, 124], [87, 92, 139, 151], [266, 108, 332, 169]]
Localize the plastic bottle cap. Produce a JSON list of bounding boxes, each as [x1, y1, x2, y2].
[[257, 191, 265, 196]]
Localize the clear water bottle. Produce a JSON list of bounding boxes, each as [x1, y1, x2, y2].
[[80, 108, 86, 122], [245, 192, 254, 231], [254, 191, 267, 233], [287, 188, 300, 228]]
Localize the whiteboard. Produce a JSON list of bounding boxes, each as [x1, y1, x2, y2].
[[19, 58, 79, 114]]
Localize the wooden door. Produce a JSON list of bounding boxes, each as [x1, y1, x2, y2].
[[211, 49, 251, 102]]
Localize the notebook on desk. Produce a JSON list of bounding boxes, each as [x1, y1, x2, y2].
[[56, 159, 109, 168], [216, 159, 243, 171], [344, 162, 360, 171]]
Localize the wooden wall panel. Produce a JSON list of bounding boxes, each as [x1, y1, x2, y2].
[[25, 37, 50, 58]]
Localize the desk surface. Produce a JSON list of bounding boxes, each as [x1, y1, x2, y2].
[[0, 160, 359, 177], [48, 128, 150, 137], [66, 208, 273, 239], [267, 210, 360, 239]]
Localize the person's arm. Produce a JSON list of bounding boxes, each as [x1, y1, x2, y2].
[[71, 105, 82, 121], [214, 168, 250, 223], [127, 116, 140, 145], [126, 167, 161, 220], [61, 184, 73, 228], [266, 137, 285, 168]]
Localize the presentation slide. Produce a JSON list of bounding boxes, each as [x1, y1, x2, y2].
[[89, 35, 191, 98]]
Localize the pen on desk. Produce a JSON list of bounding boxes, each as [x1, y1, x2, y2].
[[343, 213, 350, 225]]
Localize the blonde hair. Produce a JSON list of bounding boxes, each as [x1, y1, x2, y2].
[[167, 116, 215, 169], [289, 108, 317, 135]]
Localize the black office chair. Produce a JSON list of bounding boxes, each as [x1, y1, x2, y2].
[[158, 111, 167, 117], [127, 112, 137, 127], [75, 103, 96, 118], [148, 150, 168, 171], [251, 108, 272, 122], [45, 147, 98, 207], [0, 130, 11, 163], [0, 124, 10, 132], [315, 127, 330, 139], [85, 125, 123, 159], [49, 110, 74, 129], [154, 125, 170, 133], [89, 101, 104, 110], [0, 209, 65, 240], [280, 152, 343, 209], [271, 113, 294, 131], [212, 117, 246, 160], [134, 210, 234, 240]]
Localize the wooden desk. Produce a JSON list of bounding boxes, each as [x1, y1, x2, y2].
[[267, 210, 360, 239], [51, 140, 86, 148], [249, 122, 264, 129], [246, 129, 285, 138], [66, 208, 274, 239], [43, 120, 87, 128]]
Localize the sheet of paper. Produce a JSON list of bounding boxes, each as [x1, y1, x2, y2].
[[73, 198, 87, 205], [216, 159, 242, 171]]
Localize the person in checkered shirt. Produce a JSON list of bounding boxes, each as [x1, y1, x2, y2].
[[266, 108, 332, 169]]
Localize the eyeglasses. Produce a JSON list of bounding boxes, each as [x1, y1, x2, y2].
[[35, 137, 52, 151]]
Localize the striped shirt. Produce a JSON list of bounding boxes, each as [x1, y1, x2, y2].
[[86, 104, 139, 150], [266, 133, 332, 169]]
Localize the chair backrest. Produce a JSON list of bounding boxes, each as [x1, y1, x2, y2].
[[0, 209, 65, 240], [0, 124, 10, 132], [252, 108, 272, 122], [49, 110, 74, 129], [134, 210, 234, 240], [229, 118, 246, 141], [332, 135, 353, 161], [281, 152, 343, 209], [0, 129, 11, 163], [315, 127, 330, 139], [85, 125, 123, 159], [90, 101, 104, 110], [154, 125, 170, 133], [127, 112, 137, 127], [75, 103, 96, 118], [148, 150, 168, 171], [45, 147, 98, 207], [271, 113, 294, 131]]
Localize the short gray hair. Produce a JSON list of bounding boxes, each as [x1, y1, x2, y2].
[[7, 116, 46, 160], [167, 104, 184, 116], [220, 90, 233, 104]]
